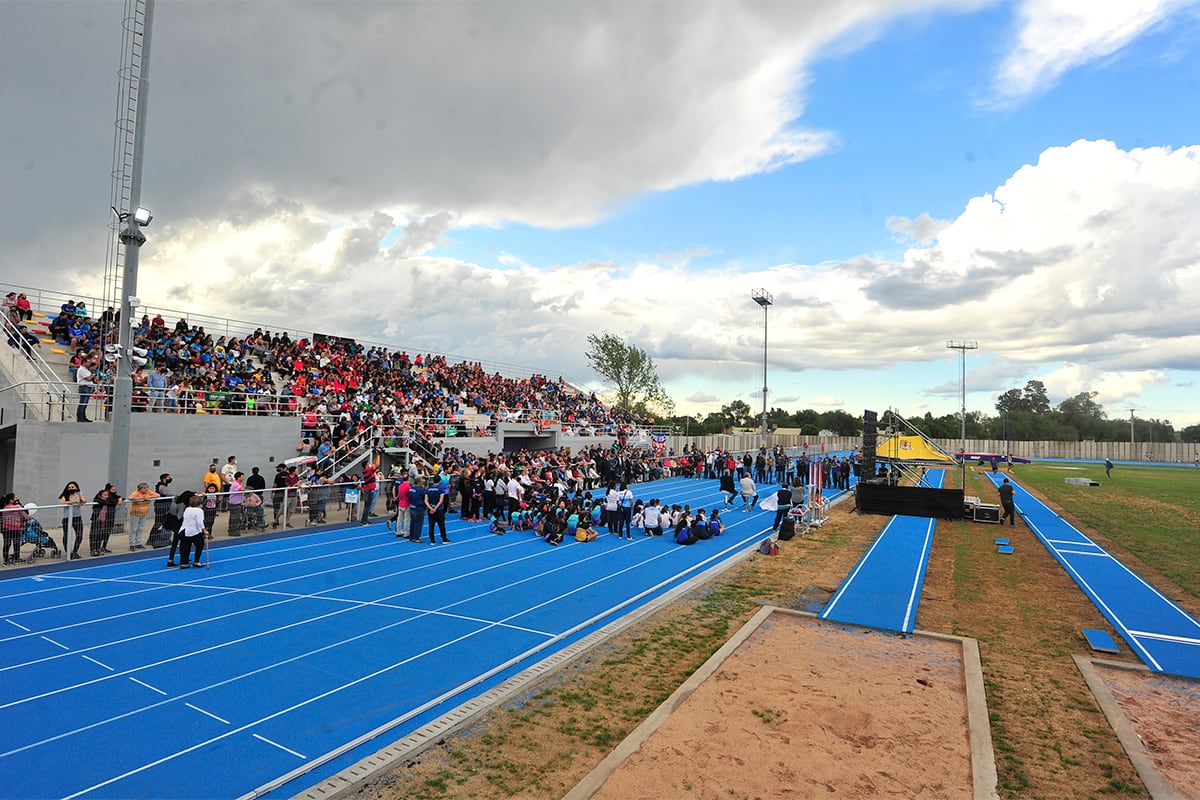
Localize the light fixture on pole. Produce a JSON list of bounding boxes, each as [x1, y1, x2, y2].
[[752, 289, 773, 445], [946, 340, 978, 491]]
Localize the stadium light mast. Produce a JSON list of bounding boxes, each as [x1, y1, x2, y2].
[[107, 0, 156, 498], [752, 289, 773, 446], [946, 340, 978, 491]]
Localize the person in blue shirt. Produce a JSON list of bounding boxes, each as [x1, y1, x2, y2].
[[406, 477, 427, 543], [424, 478, 450, 544]]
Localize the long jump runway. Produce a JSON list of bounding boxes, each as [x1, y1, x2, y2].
[[818, 469, 943, 633], [984, 474, 1200, 680], [0, 475, 821, 800]]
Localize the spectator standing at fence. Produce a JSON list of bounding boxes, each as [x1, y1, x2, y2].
[[75, 357, 95, 423], [89, 484, 121, 556], [2, 493, 29, 565], [220, 456, 237, 510], [244, 467, 266, 529], [201, 484, 220, 536], [227, 471, 246, 534], [360, 451, 380, 525], [59, 481, 87, 559], [126, 482, 159, 550], [146, 366, 168, 412]]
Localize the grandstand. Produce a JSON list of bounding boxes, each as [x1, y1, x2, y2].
[[0, 282, 641, 506]]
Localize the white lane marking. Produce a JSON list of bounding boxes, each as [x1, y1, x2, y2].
[[252, 733, 306, 760], [41, 636, 70, 650], [902, 518, 936, 633], [81, 655, 113, 671], [186, 703, 230, 724], [5, 619, 30, 631], [129, 677, 167, 696]]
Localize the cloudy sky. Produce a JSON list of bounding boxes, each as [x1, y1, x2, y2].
[[4, 0, 1200, 427]]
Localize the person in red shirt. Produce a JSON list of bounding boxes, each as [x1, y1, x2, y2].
[[387, 472, 411, 538], [359, 451, 380, 525]]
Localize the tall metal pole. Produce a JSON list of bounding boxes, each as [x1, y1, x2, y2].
[[946, 341, 978, 491], [752, 289, 773, 446], [108, 0, 155, 497]]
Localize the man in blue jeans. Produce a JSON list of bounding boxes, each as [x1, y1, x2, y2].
[[75, 358, 95, 422], [359, 452, 380, 525]]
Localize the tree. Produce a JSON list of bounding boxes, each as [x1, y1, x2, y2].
[[996, 380, 1050, 414], [584, 333, 672, 414], [721, 400, 753, 429]]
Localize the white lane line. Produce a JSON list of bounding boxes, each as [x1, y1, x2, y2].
[[41, 636, 70, 650], [901, 518, 936, 633], [252, 733, 306, 760], [1058, 549, 1110, 558], [129, 677, 167, 696], [186, 703, 230, 724], [5, 619, 30, 631], [81, 655, 113, 671], [0, 537, 579, 675], [821, 516, 900, 619], [54, 528, 758, 800], [1129, 630, 1200, 646]]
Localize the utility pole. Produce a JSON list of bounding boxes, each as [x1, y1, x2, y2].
[[946, 341, 978, 491], [752, 289, 773, 447]]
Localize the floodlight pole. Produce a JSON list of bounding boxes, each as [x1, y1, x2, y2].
[[108, 0, 155, 498], [752, 289, 773, 446], [946, 340, 978, 492]]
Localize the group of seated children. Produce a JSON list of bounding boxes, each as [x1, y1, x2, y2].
[[486, 493, 725, 548]]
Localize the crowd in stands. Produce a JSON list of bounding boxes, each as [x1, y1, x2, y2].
[[32, 296, 639, 441]]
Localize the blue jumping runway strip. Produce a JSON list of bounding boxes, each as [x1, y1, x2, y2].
[[0, 473, 860, 800], [984, 474, 1200, 680], [819, 469, 944, 633]]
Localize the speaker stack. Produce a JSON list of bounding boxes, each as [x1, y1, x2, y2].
[[862, 409, 878, 478]]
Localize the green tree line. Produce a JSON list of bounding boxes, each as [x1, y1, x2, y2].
[[658, 381, 1198, 443]]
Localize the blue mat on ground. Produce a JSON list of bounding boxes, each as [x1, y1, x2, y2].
[[984, 474, 1200, 679], [0, 470, 858, 800], [819, 469, 943, 633]]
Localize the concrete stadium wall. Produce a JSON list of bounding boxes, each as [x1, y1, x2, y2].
[[10, 414, 300, 505]]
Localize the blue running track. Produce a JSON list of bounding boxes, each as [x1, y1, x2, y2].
[[818, 470, 944, 633], [0, 474, 862, 800], [984, 474, 1200, 679]]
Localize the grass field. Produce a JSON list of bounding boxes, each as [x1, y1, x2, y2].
[[353, 463, 1200, 800]]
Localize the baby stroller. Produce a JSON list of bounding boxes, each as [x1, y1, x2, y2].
[[21, 515, 61, 562]]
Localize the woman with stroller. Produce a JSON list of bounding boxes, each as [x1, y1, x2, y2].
[[2, 493, 30, 565], [58, 481, 87, 559]]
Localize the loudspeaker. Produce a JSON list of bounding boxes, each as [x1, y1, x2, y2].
[[861, 409, 877, 478]]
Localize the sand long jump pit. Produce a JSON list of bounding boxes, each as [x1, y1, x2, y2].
[[564, 608, 998, 800]]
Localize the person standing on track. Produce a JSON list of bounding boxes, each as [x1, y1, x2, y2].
[[616, 482, 634, 539], [406, 476, 427, 543], [424, 476, 450, 544], [998, 478, 1016, 527], [178, 494, 207, 568], [739, 473, 758, 512], [388, 472, 412, 538]]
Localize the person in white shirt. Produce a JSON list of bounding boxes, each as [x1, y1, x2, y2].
[[506, 472, 524, 519], [642, 499, 662, 536], [75, 359, 95, 422], [740, 474, 758, 512], [178, 494, 207, 568]]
